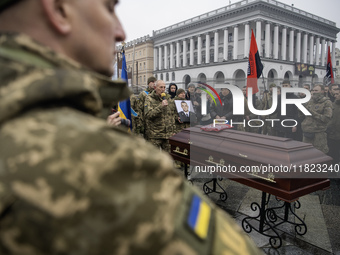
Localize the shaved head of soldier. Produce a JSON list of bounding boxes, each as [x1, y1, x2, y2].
[[0, 0, 125, 76]]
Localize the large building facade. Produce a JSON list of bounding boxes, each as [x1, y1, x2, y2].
[[124, 35, 154, 91], [152, 0, 339, 91]]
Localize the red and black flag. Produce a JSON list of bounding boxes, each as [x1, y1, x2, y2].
[[247, 29, 263, 96], [324, 46, 334, 86]]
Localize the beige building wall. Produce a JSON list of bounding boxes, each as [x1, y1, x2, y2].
[[125, 36, 154, 88]]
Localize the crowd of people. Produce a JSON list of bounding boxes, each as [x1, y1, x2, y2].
[[0, 0, 263, 254], [130, 78, 340, 165]]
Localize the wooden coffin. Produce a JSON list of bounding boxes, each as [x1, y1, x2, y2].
[[169, 126, 332, 202]]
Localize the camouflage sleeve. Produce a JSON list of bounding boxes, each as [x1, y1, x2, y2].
[[144, 97, 164, 120], [309, 101, 333, 124], [0, 110, 261, 254]]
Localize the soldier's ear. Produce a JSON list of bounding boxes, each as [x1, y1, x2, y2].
[[40, 0, 71, 35]]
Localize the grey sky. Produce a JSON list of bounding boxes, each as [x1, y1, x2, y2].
[[117, 0, 340, 47]]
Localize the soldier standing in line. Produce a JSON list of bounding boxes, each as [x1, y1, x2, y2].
[[327, 88, 340, 165], [135, 76, 156, 138], [0, 0, 262, 254], [274, 80, 300, 140], [262, 84, 278, 136], [301, 84, 333, 154]]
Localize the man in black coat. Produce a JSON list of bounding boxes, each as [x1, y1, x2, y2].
[[274, 80, 300, 140]]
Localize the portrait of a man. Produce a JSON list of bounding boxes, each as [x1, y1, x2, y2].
[[175, 100, 197, 123]]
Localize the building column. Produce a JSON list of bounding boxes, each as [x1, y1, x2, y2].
[[233, 25, 239, 60], [281, 26, 287, 61], [296, 31, 301, 62], [332, 41, 336, 67], [205, 33, 210, 64], [302, 33, 308, 64], [214, 31, 219, 62], [154, 47, 158, 70], [256, 20, 262, 56], [265, 22, 271, 58], [197, 35, 202, 65], [164, 44, 168, 69], [158, 46, 162, 70], [289, 29, 294, 61], [176, 41, 180, 68], [309, 34, 314, 65], [321, 38, 325, 66], [273, 24, 279, 59], [190, 37, 194, 65], [183, 39, 187, 67], [315, 37, 320, 65], [170, 43, 174, 68], [223, 28, 228, 61], [244, 22, 250, 58]]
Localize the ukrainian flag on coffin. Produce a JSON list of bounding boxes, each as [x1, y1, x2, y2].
[[187, 195, 211, 239]]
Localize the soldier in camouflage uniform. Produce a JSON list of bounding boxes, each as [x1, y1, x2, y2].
[[144, 80, 176, 152], [0, 1, 261, 254], [327, 88, 340, 164], [135, 76, 156, 138], [301, 84, 333, 154], [261, 84, 278, 136]]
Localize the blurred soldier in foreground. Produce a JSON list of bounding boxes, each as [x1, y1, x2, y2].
[[0, 0, 261, 254], [301, 84, 333, 154]]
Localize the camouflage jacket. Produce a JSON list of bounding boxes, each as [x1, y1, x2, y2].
[[327, 100, 340, 140], [144, 91, 176, 139], [0, 33, 261, 255], [301, 93, 333, 133], [134, 87, 154, 134]]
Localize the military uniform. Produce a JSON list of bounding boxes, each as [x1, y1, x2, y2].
[[135, 87, 154, 138], [301, 93, 333, 154], [144, 91, 176, 152], [0, 33, 261, 255], [261, 91, 277, 136], [130, 93, 139, 134], [327, 99, 340, 164]]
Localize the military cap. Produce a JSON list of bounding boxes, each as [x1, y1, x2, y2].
[[176, 88, 185, 96], [0, 0, 20, 12], [147, 76, 156, 85], [269, 83, 276, 88]]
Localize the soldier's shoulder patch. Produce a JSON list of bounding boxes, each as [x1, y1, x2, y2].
[[187, 194, 211, 240]]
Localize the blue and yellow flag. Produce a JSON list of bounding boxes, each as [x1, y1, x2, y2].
[[117, 50, 136, 130], [187, 195, 211, 240]]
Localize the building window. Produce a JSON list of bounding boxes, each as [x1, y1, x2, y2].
[[210, 37, 214, 46], [144, 62, 146, 70], [172, 72, 175, 81], [166, 73, 169, 81], [228, 46, 233, 59], [337, 60, 339, 66], [203, 40, 206, 47], [195, 41, 198, 50], [139, 51, 141, 56], [228, 33, 233, 42]]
